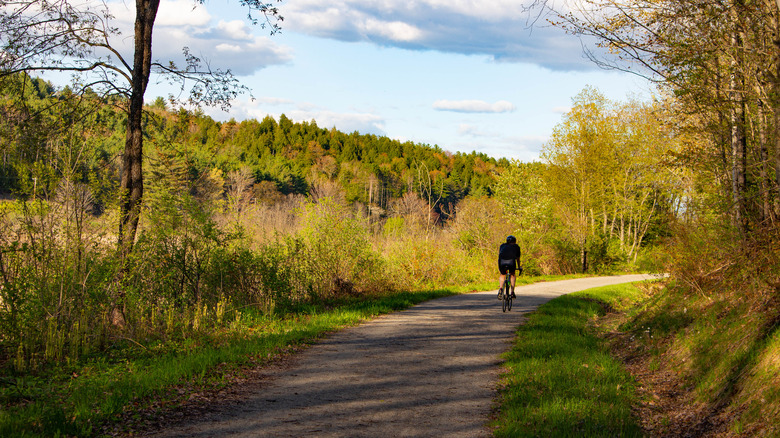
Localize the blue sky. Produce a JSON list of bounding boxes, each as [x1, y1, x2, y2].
[[115, 0, 653, 162]]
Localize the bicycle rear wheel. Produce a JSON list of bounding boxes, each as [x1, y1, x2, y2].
[[502, 279, 511, 312]]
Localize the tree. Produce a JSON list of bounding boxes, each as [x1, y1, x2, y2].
[[0, 0, 283, 256], [542, 87, 617, 271], [492, 161, 556, 274], [541, 87, 676, 271], [547, 0, 780, 237]]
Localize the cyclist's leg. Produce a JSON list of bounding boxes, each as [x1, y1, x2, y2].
[[498, 263, 509, 298], [510, 270, 517, 297]]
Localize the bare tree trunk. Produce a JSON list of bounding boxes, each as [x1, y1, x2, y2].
[[756, 103, 772, 224], [581, 237, 588, 273], [730, 110, 747, 232], [730, 27, 747, 236], [774, 1, 780, 217], [114, 0, 160, 326], [118, 0, 159, 256], [775, 109, 780, 216]]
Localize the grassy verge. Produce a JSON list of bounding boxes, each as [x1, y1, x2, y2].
[[0, 274, 616, 437], [493, 282, 648, 437], [1, 287, 459, 437], [616, 277, 780, 436]]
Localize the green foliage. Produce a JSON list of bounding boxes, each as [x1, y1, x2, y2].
[[297, 198, 386, 297], [0, 198, 115, 373], [491, 88, 679, 274]]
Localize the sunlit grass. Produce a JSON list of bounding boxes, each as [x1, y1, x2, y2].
[[0, 275, 612, 437], [1, 287, 459, 437], [493, 283, 647, 437], [620, 280, 780, 435]]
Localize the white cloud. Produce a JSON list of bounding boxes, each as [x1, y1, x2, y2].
[[215, 20, 255, 41], [156, 0, 211, 26], [458, 124, 478, 135], [107, 0, 210, 27], [361, 19, 424, 42], [216, 43, 243, 53], [292, 110, 386, 135], [455, 132, 549, 161], [281, 0, 600, 71], [102, 0, 292, 76], [204, 98, 386, 136], [433, 99, 516, 113], [257, 97, 295, 106], [150, 26, 292, 75]]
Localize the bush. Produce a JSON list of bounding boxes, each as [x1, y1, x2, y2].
[[296, 197, 389, 297]]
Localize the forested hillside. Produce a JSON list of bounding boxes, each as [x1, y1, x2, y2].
[[0, 75, 500, 215]]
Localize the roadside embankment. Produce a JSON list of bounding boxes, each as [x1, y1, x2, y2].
[[607, 275, 780, 437], [503, 270, 780, 437]]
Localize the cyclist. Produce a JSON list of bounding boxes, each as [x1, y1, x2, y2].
[[498, 235, 521, 299]]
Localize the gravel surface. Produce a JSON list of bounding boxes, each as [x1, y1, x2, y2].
[[147, 274, 655, 438]]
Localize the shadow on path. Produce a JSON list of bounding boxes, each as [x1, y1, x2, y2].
[[146, 274, 655, 438]]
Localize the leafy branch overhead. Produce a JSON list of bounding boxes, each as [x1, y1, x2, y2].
[[0, 0, 282, 104]]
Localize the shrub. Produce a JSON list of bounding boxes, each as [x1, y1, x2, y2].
[[296, 197, 388, 297]]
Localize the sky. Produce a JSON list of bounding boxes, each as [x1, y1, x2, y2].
[[102, 0, 654, 162]]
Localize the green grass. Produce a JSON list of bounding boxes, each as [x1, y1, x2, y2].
[[0, 287, 457, 437], [0, 274, 619, 437], [493, 283, 647, 437], [617, 278, 780, 436]]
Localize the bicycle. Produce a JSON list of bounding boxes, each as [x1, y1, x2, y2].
[[500, 273, 513, 312]]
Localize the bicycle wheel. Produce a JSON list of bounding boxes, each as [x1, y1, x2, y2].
[[502, 279, 510, 312]]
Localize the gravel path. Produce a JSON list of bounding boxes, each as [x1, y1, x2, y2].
[[147, 274, 655, 438]]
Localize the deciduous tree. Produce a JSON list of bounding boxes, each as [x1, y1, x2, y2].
[[541, 87, 676, 271], [548, 0, 780, 236], [0, 0, 283, 256]]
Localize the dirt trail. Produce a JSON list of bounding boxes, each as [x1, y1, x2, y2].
[[146, 274, 655, 438]]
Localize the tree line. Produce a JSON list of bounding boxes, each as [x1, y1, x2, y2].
[[0, 74, 501, 220], [493, 87, 681, 274]]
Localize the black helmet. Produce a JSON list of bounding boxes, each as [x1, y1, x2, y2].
[[506, 235, 516, 244]]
